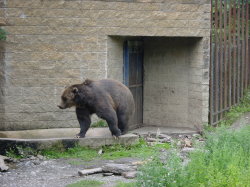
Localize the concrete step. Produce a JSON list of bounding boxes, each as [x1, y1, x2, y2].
[[0, 128, 139, 154]]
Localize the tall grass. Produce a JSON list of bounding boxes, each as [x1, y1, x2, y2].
[[137, 125, 250, 187]]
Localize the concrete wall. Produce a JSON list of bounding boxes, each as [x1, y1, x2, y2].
[[107, 37, 125, 82], [0, 0, 210, 130], [144, 37, 206, 129]]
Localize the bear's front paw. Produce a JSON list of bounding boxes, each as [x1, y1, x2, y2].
[[76, 133, 85, 138], [112, 129, 121, 139]]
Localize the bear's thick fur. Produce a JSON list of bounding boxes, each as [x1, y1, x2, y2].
[[58, 79, 135, 138]]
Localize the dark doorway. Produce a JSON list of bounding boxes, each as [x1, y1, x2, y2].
[[123, 40, 143, 126]]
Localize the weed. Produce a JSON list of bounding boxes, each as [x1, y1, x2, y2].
[[66, 180, 104, 187]]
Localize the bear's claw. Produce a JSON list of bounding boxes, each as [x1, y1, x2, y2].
[[112, 135, 120, 140], [76, 133, 85, 138]]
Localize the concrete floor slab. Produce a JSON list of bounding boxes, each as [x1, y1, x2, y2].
[[0, 128, 112, 139], [130, 126, 197, 135], [0, 126, 197, 154]]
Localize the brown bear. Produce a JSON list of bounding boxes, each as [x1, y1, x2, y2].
[[58, 79, 135, 138]]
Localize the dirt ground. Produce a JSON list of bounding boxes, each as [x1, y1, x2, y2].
[[0, 157, 138, 187]]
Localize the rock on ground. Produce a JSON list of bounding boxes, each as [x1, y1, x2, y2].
[[102, 163, 136, 174], [0, 155, 9, 172], [122, 171, 137, 179]]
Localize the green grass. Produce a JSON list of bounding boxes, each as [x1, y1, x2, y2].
[[40, 139, 170, 161], [41, 146, 98, 161], [115, 182, 137, 187], [66, 180, 104, 187], [67, 160, 86, 165], [137, 125, 250, 187], [5, 138, 170, 162], [91, 120, 108, 128], [101, 139, 170, 160]]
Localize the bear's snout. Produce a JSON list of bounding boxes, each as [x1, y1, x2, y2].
[[57, 105, 65, 109]]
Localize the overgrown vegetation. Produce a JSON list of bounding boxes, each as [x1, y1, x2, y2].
[[137, 125, 250, 187], [217, 89, 250, 127], [0, 28, 7, 41], [66, 180, 104, 187], [137, 90, 250, 186], [6, 146, 39, 159]]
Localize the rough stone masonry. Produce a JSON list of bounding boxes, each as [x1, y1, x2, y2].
[[0, 0, 210, 131]]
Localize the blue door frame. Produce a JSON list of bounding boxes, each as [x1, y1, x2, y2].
[[123, 40, 143, 125]]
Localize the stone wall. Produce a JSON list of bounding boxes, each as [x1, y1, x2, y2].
[[0, 0, 210, 130]]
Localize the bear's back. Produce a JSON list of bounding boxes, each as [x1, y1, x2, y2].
[[95, 79, 134, 112]]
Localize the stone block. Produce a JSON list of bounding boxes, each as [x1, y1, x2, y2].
[[173, 4, 200, 12]]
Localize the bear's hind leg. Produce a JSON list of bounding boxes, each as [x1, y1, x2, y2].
[[98, 109, 121, 137], [117, 112, 129, 135]]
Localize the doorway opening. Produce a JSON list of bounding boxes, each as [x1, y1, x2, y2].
[[107, 36, 203, 131], [123, 40, 144, 127]]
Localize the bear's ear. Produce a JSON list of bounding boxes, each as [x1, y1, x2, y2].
[[72, 87, 78, 94], [83, 79, 92, 85]]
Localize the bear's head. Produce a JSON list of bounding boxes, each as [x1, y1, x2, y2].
[[58, 79, 93, 109], [57, 85, 79, 109]]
